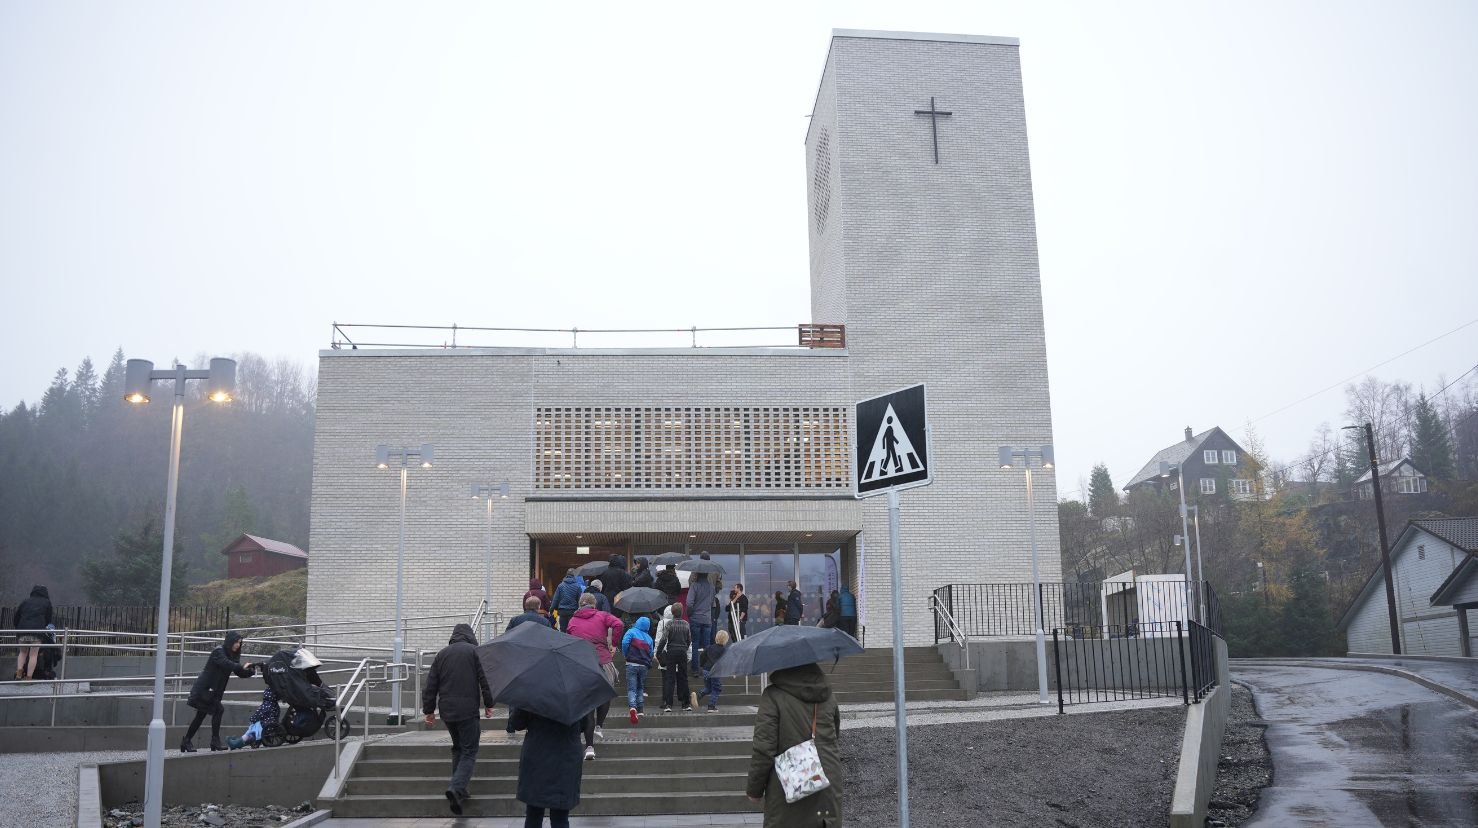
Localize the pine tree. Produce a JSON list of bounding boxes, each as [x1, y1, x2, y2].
[[98, 348, 126, 406], [1087, 463, 1118, 517], [1409, 392, 1455, 478], [81, 519, 189, 606], [73, 357, 100, 426]]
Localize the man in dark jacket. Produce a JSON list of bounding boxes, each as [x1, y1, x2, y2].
[[183, 631, 258, 752], [423, 623, 494, 814], [654, 565, 681, 602], [551, 569, 583, 632], [600, 554, 633, 603], [12, 584, 53, 680], [785, 581, 804, 626], [631, 557, 654, 589], [506, 596, 554, 632]]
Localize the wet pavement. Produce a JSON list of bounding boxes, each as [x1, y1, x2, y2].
[[1237, 663, 1478, 827], [1336, 657, 1478, 701]]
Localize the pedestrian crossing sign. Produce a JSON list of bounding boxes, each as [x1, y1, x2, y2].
[[854, 384, 931, 497]]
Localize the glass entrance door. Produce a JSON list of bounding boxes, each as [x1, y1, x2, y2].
[[743, 549, 795, 633], [797, 544, 842, 627]]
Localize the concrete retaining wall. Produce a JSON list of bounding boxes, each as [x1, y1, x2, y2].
[[1169, 636, 1230, 828], [937, 636, 1195, 693], [97, 741, 336, 808]]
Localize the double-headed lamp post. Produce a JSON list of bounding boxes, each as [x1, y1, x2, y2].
[[1186, 504, 1206, 623], [376, 443, 434, 724], [470, 481, 510, 632], [124, 357, 236, 828], [1160, 461, 1198, 624], [998, 445, 1054, 705]]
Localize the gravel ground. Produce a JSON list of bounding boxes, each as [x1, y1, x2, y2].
[[0, 748, 148, 828], [102, 802, 314, 828], [1204, 683, 1273, 827], [842, 707, 1184, 828]]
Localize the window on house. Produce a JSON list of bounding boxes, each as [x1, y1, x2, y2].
[[1397, 477, 1428, 494], [1222, 450, 1237, 465], [239, 553, 253, 563], [1200, 478, 1216, 494], [1231, 479, 1253, 496], [1203, 450, 1219, 464]]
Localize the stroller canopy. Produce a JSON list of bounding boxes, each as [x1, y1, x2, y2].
[[265, 649, 332, 710]]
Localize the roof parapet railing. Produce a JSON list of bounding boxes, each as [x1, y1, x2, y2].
[[329, 322, 847, 351]]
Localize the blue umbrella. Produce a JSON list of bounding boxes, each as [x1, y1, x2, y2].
[[474, 621, 616, 725], [708, 624, 863, 678]]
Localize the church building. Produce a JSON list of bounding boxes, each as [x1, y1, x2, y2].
[[307, 29, 1059, 648]]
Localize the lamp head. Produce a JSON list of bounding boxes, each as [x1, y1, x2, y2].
[[1040, 445, 1055, 469], [498, 480, 510, 499], [469, 483, 482, 499], [375, 445, 391, 469], [123, 359, 154, 404], [417, 443, 434, 468], [998, 446, 1015, 469], [1159, 461, 1176, 477], [206, 358, 236, 403]]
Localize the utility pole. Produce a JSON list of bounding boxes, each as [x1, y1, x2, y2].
[[1345, 423, 1401, 655]]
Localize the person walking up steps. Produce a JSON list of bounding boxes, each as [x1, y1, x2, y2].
[[182, 631, 259, 752], [621, 616, 654, 724], [507, 596, 554, 632], [697, 630, 729, 712], [510, 706, 582, 828], [746, 662, 843, 826], [660, 604, 693, 712], [686, 570, 716, 676], [423, 623, 495, 815], [567, 593, 623, 758], [785, 581, 804, 626], [551, 568, 582, 632]]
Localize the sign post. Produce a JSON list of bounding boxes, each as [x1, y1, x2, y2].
[[854, 384, 931, 828]]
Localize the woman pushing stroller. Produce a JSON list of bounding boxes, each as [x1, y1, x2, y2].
[[182, 631, 261, 752]]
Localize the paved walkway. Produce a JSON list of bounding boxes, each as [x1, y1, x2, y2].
[[1236, 663, 1478, 827], [1336, 656, 1478, 700]]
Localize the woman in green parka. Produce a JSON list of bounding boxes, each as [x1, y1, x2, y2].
[[746, 662, 843, 827]]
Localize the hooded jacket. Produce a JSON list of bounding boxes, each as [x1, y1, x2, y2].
[[510, 707, 583, 811], [632, 557, 655, 589], [654, 567, 681, 599], [785, 588, 804, 625], [839, 588, 857, 618], [567, 606, 624, 665], [188, 631, 255, 711], [523, 577, 551, 613], [621, 616, 655, 668], [423, 623, 494, 722], [601, 554, 633, 601], [551, 574, 583, 612], [746, 663, 843, 827], [686, 574, 716, 626], [13, 585, 53, 630]]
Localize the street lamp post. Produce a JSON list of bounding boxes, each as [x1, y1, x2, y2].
[[1187, 504, 1206, 623], [1160, 462, 1198, 625], [999, 445, 1054, 705], [376, 443, 434, 724], [1344, 422, 1401, 654], [470, 481, 510, 637], [123, 357, 236, 828]]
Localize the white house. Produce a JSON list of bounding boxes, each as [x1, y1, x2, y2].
[[1355, 457, 1428, 500], [1339, 517, 1478, 657]]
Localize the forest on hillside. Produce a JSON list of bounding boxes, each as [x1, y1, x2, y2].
[[0, 351, 314, 607]]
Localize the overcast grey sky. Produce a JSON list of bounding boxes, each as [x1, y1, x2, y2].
[[3, 1, 1476, 497]]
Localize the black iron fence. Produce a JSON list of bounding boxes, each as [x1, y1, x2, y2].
[[1186, 619, 1217, 703], [1, 605, 231, 655], [1050, 618, 1223, 712], [932, 580, 1222, 643]]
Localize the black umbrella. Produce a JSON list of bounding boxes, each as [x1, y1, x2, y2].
[[709, 624, 863, 678], [576, 560, 611, 578], [676, 559, 724, 575], [474, 622, 617, 726], [613, 587, 669, 614], [650, 552, 689, 567]]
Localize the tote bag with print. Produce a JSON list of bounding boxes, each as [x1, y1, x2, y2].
[[774, 704, 831, 803]]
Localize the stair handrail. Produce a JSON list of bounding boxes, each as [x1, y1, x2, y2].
[[928, 593, 970, 671], [331, 656, 394, 784]]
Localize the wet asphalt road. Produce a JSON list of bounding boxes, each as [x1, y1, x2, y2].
[[1237, 664, 1478, 827]]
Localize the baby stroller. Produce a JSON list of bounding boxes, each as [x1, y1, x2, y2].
[[258, 648, 345, 746]]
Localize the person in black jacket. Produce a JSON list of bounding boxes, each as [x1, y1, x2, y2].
[[509, 706, 583, 828], [631, 557, 654, 590], [183, 631, 258, 752], [423, 623, 494, 815], [12, 585, 53, 680], [785, 581, 804, 626], [654, 565, 681, 603], [600, 554, 633, 604]]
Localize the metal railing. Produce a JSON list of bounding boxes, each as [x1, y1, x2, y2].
[[1186, 620, 1218, 703], [931, 580, 1223, 642], [329, 321, 847, 351], [331, 657, 398, 783], [1051, 621, 1191, 714], [927, 592, 970, 671]]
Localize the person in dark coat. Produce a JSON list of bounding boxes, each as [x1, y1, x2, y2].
[[654, 565, 681, 602], [746, 662, 843, 827], [785, 581, 804, 626], [820, 591, 841, 629], [423, 623, 495, 814], [727, 583, 749, 640], [509, 706, 583, 827], [507, 596, 555, 632], [523, 577, 552, 614], [838, 586, 857, 637], [600, 554, 633, 603], [584, 580, 612, 614], [183, 631, 258, 752], [631, 557, 654, 590], [12, 585, 53, 680], [551, 569, 583, 632]]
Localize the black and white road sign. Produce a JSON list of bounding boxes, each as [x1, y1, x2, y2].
[[854, 384, 931, 497]]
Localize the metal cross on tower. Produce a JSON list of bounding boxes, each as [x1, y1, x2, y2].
[[913, 96, 953, 164]]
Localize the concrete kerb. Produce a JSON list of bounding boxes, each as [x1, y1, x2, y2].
[[1169, 636, 1230, 828], [279, 810, 332, 828], [1233, 658, 1478, 712], [78, 763, 103, 828]]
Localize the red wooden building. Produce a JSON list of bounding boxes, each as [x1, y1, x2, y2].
[[221, 534, 308, 579]]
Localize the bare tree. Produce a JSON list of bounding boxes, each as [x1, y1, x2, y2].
[[1344, 376, 1412, 462]]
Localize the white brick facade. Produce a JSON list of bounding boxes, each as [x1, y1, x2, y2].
[[308, 30, 1060, 650]]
